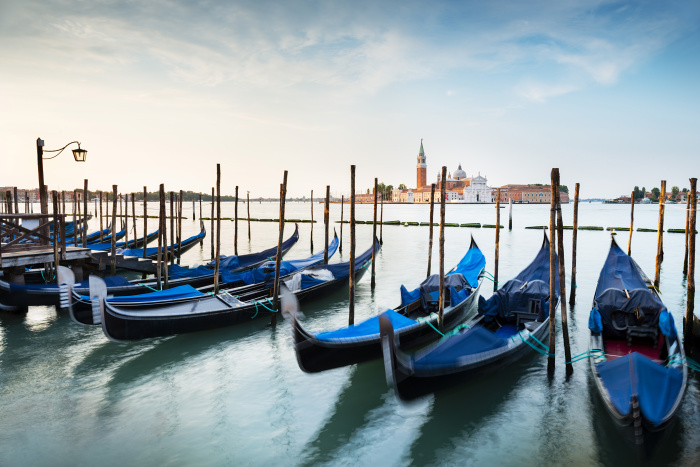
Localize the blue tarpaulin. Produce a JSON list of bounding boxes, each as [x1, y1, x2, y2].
[[413, 326, 507, 369], [596, 352, 684, 426], [315, 309, 416, 341]]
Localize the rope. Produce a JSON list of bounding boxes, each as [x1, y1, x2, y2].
[[478, 271, 498, 285], [566, 349, 606, 364], [137, 283, 161, 292], [667, 355, 700, 372], [250, 297, 277, 319], [416, 312, 444, 336], [512, 330, 554, 357]]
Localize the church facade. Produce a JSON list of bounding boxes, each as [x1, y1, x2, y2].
[[392, 140, 494, 203]]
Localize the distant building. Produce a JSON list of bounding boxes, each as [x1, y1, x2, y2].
[[497, 184, 569, 204]]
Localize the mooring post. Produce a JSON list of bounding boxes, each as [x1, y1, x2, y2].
[[211, 187, 215, 260], [686, 178, 697, 340], [124, 192, 129, 245], [438, 167, 447, 331], [214, 166, 221, 294], [75, 191, 80, 248], [495, 187, 501, 292], [427, 183, 435, 278], [14, 187, 19, 216], [131, 193, 136, 248], [99, 191, 103, 242], [83, 180, 88, 247], [570, 182, 580, 306], [654, 180, 667, 288], [684, 194, 691, 275], [380, 195, 384, 245], [271, 171, 288, 327], [72, 189, 77, 247], [111, 185, 118, 276], [310, 189, 314, 253], [52, 191, 60, 268], [156, 185, 164, 289], [509, 196, 513, 230], [349, 166, 356, 326], [324, 185, 330, 263], [177, 190, 183, 264], [247, 191, 251, 241], [548, 171, 557, 373], [199, 193, 202, 226], [143, 187, 148, 259], [340, 195, 344, 253], [628, 190, 635, 256], [234, 185, 239, 256], [169, 191, 175, 265], [62, 190, 66, 216], [371, 178, 378, 289], [553, 170, 572, 374], [192, 197, 196, 222]]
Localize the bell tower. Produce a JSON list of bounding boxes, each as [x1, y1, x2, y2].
[[416, 139, 427, 188]]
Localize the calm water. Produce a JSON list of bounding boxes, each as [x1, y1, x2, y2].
[[1, 201, 698, 466]]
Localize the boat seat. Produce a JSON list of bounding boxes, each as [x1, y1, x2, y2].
[[627, 325, 658, 348], [514, 298, 541, 330]]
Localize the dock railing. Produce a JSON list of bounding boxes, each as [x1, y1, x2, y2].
[[0, 213, 67, 266]]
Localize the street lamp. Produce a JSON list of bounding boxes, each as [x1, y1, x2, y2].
[[36, 138, 88, 215]]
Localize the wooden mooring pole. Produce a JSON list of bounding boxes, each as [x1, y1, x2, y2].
[[628, 190, 635, 256], [82, 180, 88, 247], [654, 180, 666, 288], [371, 178, 378, 289], [686, 178, 697, 341], [111, 185, 118, 275], [156, 185, 164, 289], [324, 185, 330, 263], [234, 186, 239, 256], [553, 170, 572, 374], [684, 194, 691, 275], [210, 187, 215, 260], [51, 191, 60, 267], [170, 191, 175, 266], [72, 190, 77, 247], [214, 167, 221, 294], [310, 189, 314, 253], [349, 166, 356, 326], [380, 196, 384, 245], [438, 167, 447, 331], [340, 195, 344, 253], [271, 170, 288, 327], [178, 190, 183, 264], [247, 191, 251, 241], [99, 191, 103, 242], [143, 187, 148, 259], [495, 187, 501, 292], [124, 192, 129, 245], [548, 172, 557, 373], [427, 183, 435, 278], [508, 196, 513, 230], [131, 193, 136, 248], [570, 182, 580, 306]]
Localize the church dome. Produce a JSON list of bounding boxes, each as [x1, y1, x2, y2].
[[453, 164, 467, 180]]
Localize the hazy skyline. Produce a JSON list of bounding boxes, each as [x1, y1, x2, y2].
[[1, 0, 698, 198]]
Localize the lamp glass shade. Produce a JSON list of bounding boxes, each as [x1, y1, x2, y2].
[[72, 148, 87, 162]]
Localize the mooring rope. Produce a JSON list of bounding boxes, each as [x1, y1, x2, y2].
[[250, 297, 277, 319], [512, 330, 554, 357], [667, 355, 700, 372], [478, 271, 498, 285], [137, 283, 161, 292], [416, 312, 444, 336], [565, 349, 606, 364]]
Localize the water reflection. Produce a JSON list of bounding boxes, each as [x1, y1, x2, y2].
[[24, 306, 58, 332]]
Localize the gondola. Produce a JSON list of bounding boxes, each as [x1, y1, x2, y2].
[[379, 234, 558, 401], [64, 231, 339, 324], [287, 236, 486, 373], [0, 224, 298, 308], [118, 221, 205, 260], [89, 237, 379, 341], [588, 237, 686, 445], [87, 229, 160, 251]]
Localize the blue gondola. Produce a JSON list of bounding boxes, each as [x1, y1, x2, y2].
[[380, 234, 558, 401], [287, 236, 486, 373], [588, 238, 686, 445]]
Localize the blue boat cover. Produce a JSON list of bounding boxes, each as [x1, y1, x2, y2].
[[400, 240, 486, 308], [590, 240, 669, 340], [221, 234, 339, 285], [107, 285, 204, 303], [315, 309, 416, 341], [89, 230, 159, 251], [596, 352, 684, 427], [478, 235, 558, 321], [120, 229, 205, 258], [413, 326, 507, 369], [206, 225, 300, 270]]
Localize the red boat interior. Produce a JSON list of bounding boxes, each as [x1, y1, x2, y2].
[[604, 334, 664, 364]]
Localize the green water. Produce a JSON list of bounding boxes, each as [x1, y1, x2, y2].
[[1, 201, 697, 466]]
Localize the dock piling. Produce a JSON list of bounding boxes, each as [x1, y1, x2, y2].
[[548, 170, 557, 373], [324, 185, 330, 264], [271, 171, 288, 327], [427, 183, 435, 278], [234, 186, 239, 256], [214, 167, 221, 294], [554, 170, 572, 374], [495, 187, 501, 292], [685, 178, 697, 341], [438, 167, 446, 331], [570, 182, 580, 306], [111, 185, 118, 275], [684, 194, 690, 275], [654, 180, 666, 288], [349, 166, 356, 326], [628, 190, 635, 256]]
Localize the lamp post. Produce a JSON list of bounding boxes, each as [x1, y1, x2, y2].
[[36, 138, 87, 215]]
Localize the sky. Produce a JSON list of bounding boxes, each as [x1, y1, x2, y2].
[[1, 0, 699, 198]]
